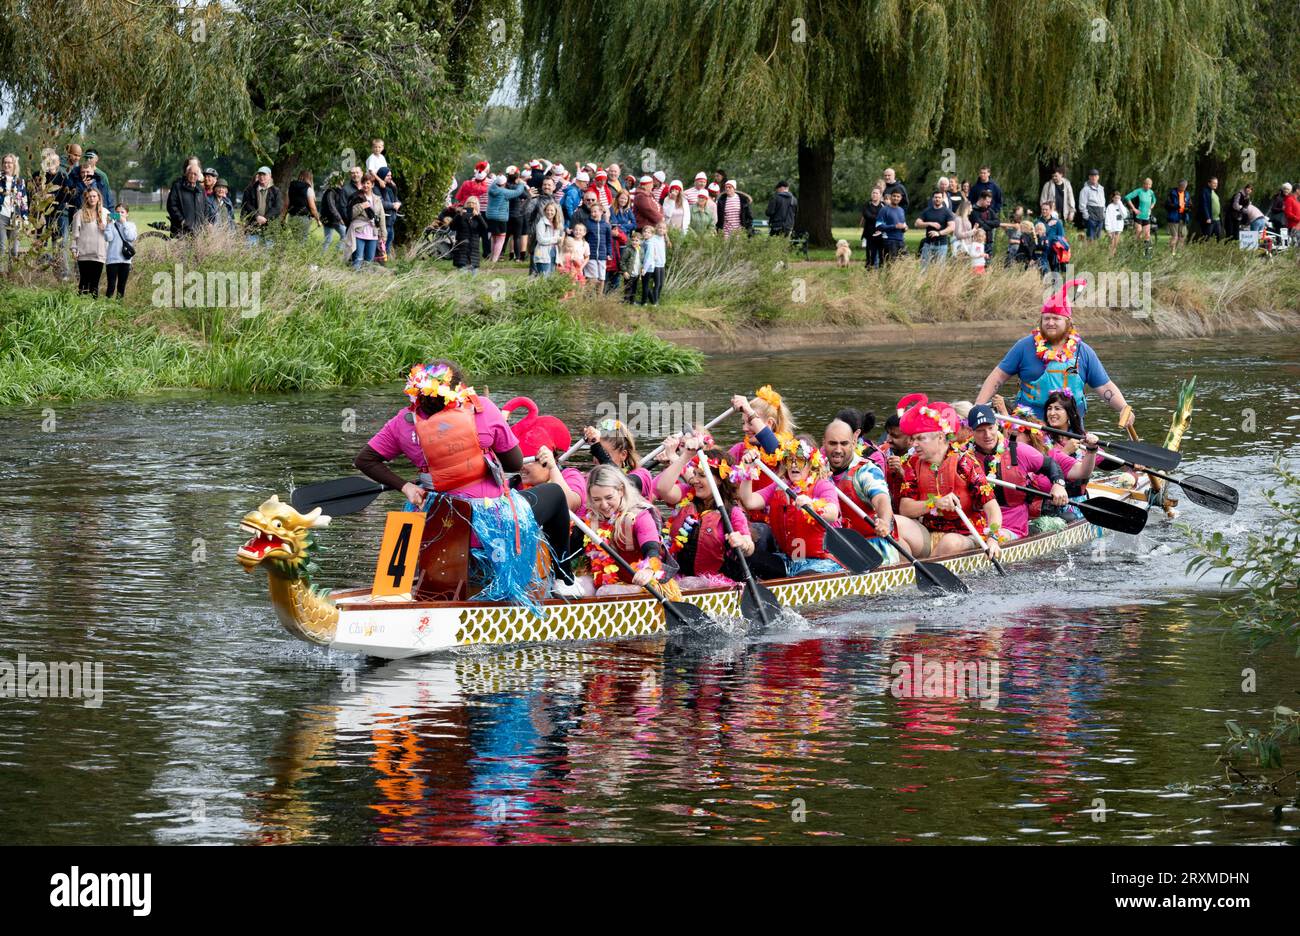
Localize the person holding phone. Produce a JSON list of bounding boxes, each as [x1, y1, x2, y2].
[[104, 202, 137, 299]]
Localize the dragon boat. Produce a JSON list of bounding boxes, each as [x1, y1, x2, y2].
[[237, 383, 1193, 661]]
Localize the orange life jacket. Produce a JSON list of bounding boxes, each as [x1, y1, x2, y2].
[[912, 452, 973, 527], [414, 397, 488, 493], [769, 485, 830, 560]]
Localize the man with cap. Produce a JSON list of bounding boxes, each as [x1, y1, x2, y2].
[[962, 403, 1097, 539], [685, 171, 710, 207], [766, 180, 798, 237], [650, 169, 667, 203], [1077, 168, 1106, 240], [975, 277, 1133, 425], [454, 160, 491, 208], [897, 396, 1003, 559], [561, 170, 589, 223], [201, 167, 218, 200], [633, 175, 663, 230], [240, 166, 283, 242], [166, 158, 209, 237], [209, 178, 236, 230]]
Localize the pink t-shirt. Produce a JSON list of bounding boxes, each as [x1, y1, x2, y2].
[[366, 397, 518, 498], [985, 442, 1047, 538], [560, 466, 588, 511]]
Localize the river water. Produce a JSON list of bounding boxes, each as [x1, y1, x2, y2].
[[2, 336, 1298, 845]]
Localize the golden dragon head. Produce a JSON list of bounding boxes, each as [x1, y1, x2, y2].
[[237, 495, 331, 579]]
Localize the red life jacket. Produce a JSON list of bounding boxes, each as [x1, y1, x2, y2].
[[833, 468, 877, 537], [978, 441, 1029, 508], [666, 502, 729, 576], [769, 486, 830, 560], [912, 453, 973, 526], [414, 397, 488, 493]]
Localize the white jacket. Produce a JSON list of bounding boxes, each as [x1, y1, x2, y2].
[[1078, 181, 1106, 220], [1104, 201, 1128, 233]]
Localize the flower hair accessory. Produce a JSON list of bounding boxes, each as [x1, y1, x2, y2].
[[755, 385, 783, 410], [597, 418, 624, 431], [778, 436, 823, 469], [404, 362, 474, 407]]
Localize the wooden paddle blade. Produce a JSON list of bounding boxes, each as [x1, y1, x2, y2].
[[740, 579, 782, 623], [1076, 496, 1150, 535], [1176, 475, 1239, 514], [290, 477, 387, 516], [914, 560, 969, 594], [825, 528, 884, 575], [1101, 440, 1183, 471]]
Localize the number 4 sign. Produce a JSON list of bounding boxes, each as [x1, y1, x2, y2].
[[371, 512, 426, 597]]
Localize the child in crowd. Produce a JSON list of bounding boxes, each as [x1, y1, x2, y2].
[[1104, 190, 1128, 257], [621, 229, 643, 304], [640, 224, 666, 305], [559, 222, 588, 296], [969, 227, 987, 274]]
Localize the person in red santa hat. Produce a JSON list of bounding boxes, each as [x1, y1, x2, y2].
[[896, 394, 1004, 560], [975, 276, 1132, 427], [589, 169, 615, 213]]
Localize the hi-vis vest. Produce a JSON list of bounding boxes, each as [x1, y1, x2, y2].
[[414, 397, 488, 493], [912, 453, 973, 526]]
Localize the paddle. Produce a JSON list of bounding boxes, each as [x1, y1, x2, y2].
[[291, 476, 387, 517], [826, 480, 968, 594], [753, 462, 883, 576], [555, 436, 588, 464], [952, 502, 1007, 576], [996, 413, 1183, 472], [986, 477, 1149, 535], [638, 404, 738, 467], [1092, 453, 1238, 515], [695, 452, 781, 624], [568, 512, 709, 628]]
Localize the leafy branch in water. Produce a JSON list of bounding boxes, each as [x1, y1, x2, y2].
[[1220, 707, 1300, 808], [1181, 456, 1300, 654]]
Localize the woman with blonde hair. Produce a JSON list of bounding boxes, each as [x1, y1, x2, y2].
[[727, 385, 796, 464], [582, 418, 654, 497], [0, 152, 27, 269], [532, 200, 562, 276], [70, 185, 113, 296], [580, 464, 678, 597], [951, 198, 975, 256]]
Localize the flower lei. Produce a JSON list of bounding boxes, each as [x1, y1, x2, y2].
[[1032, 326, 1079, 364], [583, 515, 625, 588], [404, 362, 475, 409], [742, 432, 789, 468]]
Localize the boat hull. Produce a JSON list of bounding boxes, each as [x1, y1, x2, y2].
[[328, 515, 1106, 659]]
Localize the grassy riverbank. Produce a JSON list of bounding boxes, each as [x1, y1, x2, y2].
[[2, 223, 1297, 404]]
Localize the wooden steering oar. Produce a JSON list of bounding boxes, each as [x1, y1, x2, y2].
[[952, 502, 1007, 576], [985, 477, 1149, 535], [568, 512, 708, 629], [695, 451, 781, 624], [753, 462, 883, 575], [826, 480, 968, 594]]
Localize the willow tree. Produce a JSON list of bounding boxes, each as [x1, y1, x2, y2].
[[518, 0, 1248, 244]]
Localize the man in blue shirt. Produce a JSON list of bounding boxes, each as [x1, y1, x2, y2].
[[974, 277, 1133, 426], [875, 190, 907, 262]]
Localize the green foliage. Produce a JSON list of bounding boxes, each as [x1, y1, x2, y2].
[[1182, 457, 1300, 653]]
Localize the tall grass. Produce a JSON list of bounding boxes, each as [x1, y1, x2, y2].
[[0, 227, 701, 405]]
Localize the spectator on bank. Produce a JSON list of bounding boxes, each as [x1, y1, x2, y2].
[[633, 175, 663, 231], [861, 186, 885, 268], [1000, 205, 1026, 267], [70, 185, 111, 297], [1039, 168, 1075, 227], [83, 150, 112, 203], [32, 148, 66, 240], [766, 180, 798, 236], [716, 180, 752, 238], [968, 166, 1003, 215], [662, 181, 690, 235], [287, 169, 321, 241], [374, 167, 400, 255], [1166, 178, 1193, 256], [690, 193, 715, 233], [533, 200, 562, 276], [342, 164, 365, 202], [166, 157, 209, 237], [1040, 200, 1069, 272], [1266, 184, 1291, 232], [202, 167, 218, 200], [583, 203, 612, 286], [609, 188, 637, 237], [1284, 185, 1300, 235], [1077, 169, 1106, 240], [950, 199, 975, 256], [68, 155, 114, 216], [0, 153, 28, 269], [1104, 190, 1128, 257], [946, 175, 965, 215], [209, 178, 237, 231], [882, 167, 908, 212], [915, 190, 955, 267], [449, 196, 488, 272], [1124, 178, 1157, 245], [971, 190, 1000, 253], [486, 167, 526, 262], [876, 189, 907, 262], [344, 175, 384, 270], [685, 172, 710, 206], [366, 138, 388, 176], [1241, 199, 1268, 232], [561, 171, 588, 223], [104, 201, 136, 300], [319, 172, 348, 251], [1199, 176, 1222, 240], [641, 223, 666, 305], [241, 166, 283, 244], [1227, 184, 1253, 239]]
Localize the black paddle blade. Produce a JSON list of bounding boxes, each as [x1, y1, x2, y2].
[[663, 599, 710, 630], [914, 560, 969, 594], [1076, 496, 1150, 535], [1176, 474, 1239, 514], [740, 578, 782, 623], [290, 477, 386, 516], [1101, 439, 1183, 471], [826, 528, 885, 575]]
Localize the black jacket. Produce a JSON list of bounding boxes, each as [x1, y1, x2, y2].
[[240, 182, 282, 229], [766, 190, 798, 231], [166, 177, 209, 236], [450, 210, 488, 267], [320, 185, 347, 227], [715, 192, 753, 232]]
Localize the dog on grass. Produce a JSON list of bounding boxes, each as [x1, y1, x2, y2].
[[835, 239, 851, 267]]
